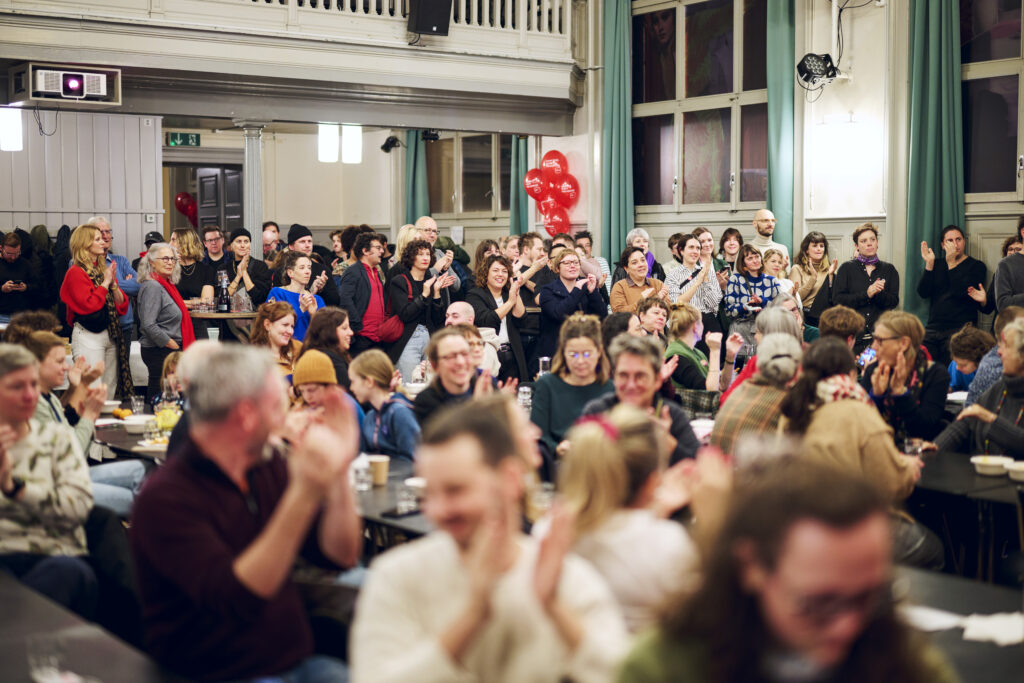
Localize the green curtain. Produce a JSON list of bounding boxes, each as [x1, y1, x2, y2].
[[906, 1, 965, 318], [404, 129, 429, 225], [601, 0, 634, 263], [509, 135, 530, 235], [766, 0, 795, 251]]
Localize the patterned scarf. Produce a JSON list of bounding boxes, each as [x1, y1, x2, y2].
[[645, 251, 655, 278], [815, 374, 873, 406], [856, 254, 880, 266], [878, 351, 930, 442], [89, 263, 134, 399]]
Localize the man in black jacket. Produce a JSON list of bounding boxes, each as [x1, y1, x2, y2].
[[0, 232, 37, 323], [337, 232, 387, 355], [272, 224, 341, 307]]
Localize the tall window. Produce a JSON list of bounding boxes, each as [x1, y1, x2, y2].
[[631, 0, 768, 211], [960, 0, 1023, 200], [425, 133, 514, 217]]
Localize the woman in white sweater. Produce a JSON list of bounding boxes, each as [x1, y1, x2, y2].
[[547, 404, 701, 633]]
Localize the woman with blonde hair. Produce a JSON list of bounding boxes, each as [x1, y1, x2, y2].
[[348, 349, 420, 461], [530, 313, 614, 457], [664, 303, 731, 393], [861, 310, 949, 441], [59, 223, 131, 399], [550, 404, 700, 632], [169, 228, 215, 303], [250, 301, 301, 375]]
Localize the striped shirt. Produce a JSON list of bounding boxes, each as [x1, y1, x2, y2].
[[664, 264, 722, 313]]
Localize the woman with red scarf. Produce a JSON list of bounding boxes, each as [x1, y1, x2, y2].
[[137, 242, 195, 400]]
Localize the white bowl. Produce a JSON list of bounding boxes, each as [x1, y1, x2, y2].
[[404, 477, 426, 498], [122, 415, 151, 434], [100, 400, 121, 414], [970, 455, 1012, 476], [1005, 461, 1024, 482]]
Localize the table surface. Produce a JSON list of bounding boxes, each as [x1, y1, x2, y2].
[[900, 567, 1024, 683], [189, 311, 258, 319], [94, 424, 166, 460], [0, 573, 175, 682], [357, 457, 433, 538], [917, 451, 1016, 499]]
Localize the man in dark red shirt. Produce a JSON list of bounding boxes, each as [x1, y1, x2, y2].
[[338, 232, 387, 356], [129, 345, 362, 682]]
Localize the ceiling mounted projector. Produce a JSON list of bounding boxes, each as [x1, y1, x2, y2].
[[8, 62, 122, 108]]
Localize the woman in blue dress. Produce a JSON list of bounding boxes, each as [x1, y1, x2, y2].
[[267, 250, 324, 342]]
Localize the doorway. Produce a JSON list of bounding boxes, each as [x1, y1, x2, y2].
[[162, 164, 243, 234]]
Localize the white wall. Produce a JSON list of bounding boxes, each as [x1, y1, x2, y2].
[[0, 110, 163, 258]]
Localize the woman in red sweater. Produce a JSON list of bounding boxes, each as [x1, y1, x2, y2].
[[59, 224, 131, 400]]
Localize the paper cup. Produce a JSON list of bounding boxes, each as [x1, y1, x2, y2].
[[367, 455, 390, 486]]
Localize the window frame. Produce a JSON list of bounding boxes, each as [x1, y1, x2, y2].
[[631, 0, 769, 214], [961, 56, 1024, 203], [425, 132, 513, 220]]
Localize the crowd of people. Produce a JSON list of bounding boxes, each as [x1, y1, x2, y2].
[[1, 209, 1023, 682]]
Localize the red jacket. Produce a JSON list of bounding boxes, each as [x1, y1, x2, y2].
[[60, 264, 130, 325]]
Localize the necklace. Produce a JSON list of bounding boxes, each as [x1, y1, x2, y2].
[[983, 388, 1024, 454], [180, 261, 196, 276]]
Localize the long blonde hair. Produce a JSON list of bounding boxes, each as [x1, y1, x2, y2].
[[349, 349, 394, 389], [172, 228, 204, 262], [550, 313, 610, 384], [560, 404, 666, 535], [69, 224, 103, 278]]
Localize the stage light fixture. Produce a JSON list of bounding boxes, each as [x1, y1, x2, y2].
[[797, 53, 837, 87]]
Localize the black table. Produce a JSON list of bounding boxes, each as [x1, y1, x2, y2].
[[94, 424, 166, 461], [917, 451, 1013, 497], [900, 567, 1024, 683], [0, 573, 174, 682], [356, 457, 432, 555]]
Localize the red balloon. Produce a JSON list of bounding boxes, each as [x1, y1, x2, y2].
[[174, 192, 194, 216], [554, 174, 580, 209], [545, 206, 570, 234], [540, 150, 568, 184], [523, 168, 547, 200], [185, 202, 198, 228], [538, 195, 561, 217]]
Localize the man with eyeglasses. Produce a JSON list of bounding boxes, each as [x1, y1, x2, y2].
[[749, 208, 790, 266], [201, 225, 231, 280], [537, 249, 605, 359], [618, 458, 956, 682], [414, 216, 463, 295], [0, 232, 36, 323], [337, 232, 388, 355], [412, 328, 476, 425], [86, 216, 140, 340]]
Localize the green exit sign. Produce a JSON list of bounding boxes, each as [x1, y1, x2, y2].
[[166, 132, 200, 147]]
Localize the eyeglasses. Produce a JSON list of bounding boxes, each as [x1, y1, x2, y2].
[[422, 228, 438, 235], [205, 236, 224, 244], [466, 340, 484, 349], [560, 260, 581, 267], [154, 256, 178, 263], [438, 351, 471, 362], [568, 351, 593, 360], [871, 335, 899, 344], [790, 583, 890, 628]]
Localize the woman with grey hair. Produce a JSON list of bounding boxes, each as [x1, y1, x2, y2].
[[0, 343, 97, 618], [710, 333, 802, 455], [612, 227, 667, 286], [137, 242, 195, 401], [720, 307, 803, 404]]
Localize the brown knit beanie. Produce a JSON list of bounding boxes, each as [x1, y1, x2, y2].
[[292, 349, 337, 386]]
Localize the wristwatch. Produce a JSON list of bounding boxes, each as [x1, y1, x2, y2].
[[2, 476, 25, 499]]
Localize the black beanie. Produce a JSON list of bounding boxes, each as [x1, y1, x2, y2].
[[228, 228, 252, 245], [288, 223, 313, 245]]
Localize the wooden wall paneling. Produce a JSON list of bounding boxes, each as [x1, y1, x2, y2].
[[92, 115, 111, 221], [0, 132, 13, 228], [10, 113, 30, 231], [76, 114, 95, 217], [122, 117, 143, 258], [44, 113, 64, 225], [59, 112, 79, 223], [107, 116, 128, 256], [139, 116, 160, 236], [26, 112, 48, 229]]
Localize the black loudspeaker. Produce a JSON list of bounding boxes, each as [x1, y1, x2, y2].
[[408, 0, 454, 36]]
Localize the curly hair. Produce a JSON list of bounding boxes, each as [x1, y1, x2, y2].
[[401, 239, 436, 271], [949, 324, 995, 364], [475, 254, 514, 289]]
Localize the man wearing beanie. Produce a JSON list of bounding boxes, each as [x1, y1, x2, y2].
[[270, 224, 341, 307], [226, 228, 272, 307]]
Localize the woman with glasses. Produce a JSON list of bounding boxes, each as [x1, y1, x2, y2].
[[860, 311, 949, 441], [537, 249, 606, 360], [169, 229, 215, 304], [137, 243, 195, 401], [530, 314, 613, 458]]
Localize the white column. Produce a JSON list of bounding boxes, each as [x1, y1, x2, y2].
[[235, 120, 267, 260]]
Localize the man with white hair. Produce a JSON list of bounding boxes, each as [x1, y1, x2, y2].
[[131, 345, 362, 682], [86, 216, 140, 339]]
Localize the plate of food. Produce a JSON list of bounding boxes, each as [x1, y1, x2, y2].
[[134, 436, 169, 456]]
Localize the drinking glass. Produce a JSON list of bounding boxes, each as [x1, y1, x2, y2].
[[129, 395, 146, 415], [531, 482, 556, 515], [396, 484, 418, 514], [517, 385, 533, 410], [902, 438, 923, 457], [26, 634, 65, 683], [353, 466, 372, 492], [537, 357, 551, 377]]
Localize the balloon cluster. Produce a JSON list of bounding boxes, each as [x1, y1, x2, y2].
[[523, 150, 580, 237], [174, 192, 198, 228]]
